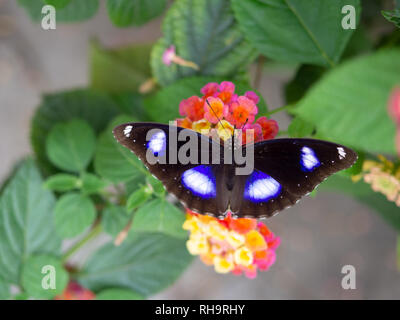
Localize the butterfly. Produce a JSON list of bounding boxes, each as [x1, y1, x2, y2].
[[113, 122, 357, 219]]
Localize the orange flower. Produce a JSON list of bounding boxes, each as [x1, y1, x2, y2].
[[228, 216, 257, 234], [204, 97, 228, 124], [176, 117, 193, 129], [227, 96, 258, 127]]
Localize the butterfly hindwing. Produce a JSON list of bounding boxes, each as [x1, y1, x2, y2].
[[113, 123, 229, 215], [230, 138, 357, 218]]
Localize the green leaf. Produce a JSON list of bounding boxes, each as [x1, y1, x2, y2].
[[288, 117, 314, 138], [0, 277, 10, 300], [94, 115, 147, 183], [101, 205, 131, 237], [90, 41, 153, 93], [106, 0, 166, 27], [144, 76, 267, 123], [81, 173, 109, 195], [14, 293, 30, 300], [126, 187, 152, 212], [21, 255, 68, 299], [0, 159, 61, 284], [44, 173, 80, 192], [146, 175, 165, 196], [96, 288, 144, 300], [382, 6, 400, 28], [132, 199, 187, 239], [110, 92, 147, 119], [44, 0, 71, 9], [31, 89, 120, 175], [151, 0, 257, 86], [17, 0, 99, 22], [232, 0, 360, 67], [46, 119, 96, 173], [321, 175, 400, 231], [293, 49, 400, 155], [78, 233, 192, 296], [54, 193, 96, 238]]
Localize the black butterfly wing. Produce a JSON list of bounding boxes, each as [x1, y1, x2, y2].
[[230, 138, 358, 218], [113, 122, 229, 215]]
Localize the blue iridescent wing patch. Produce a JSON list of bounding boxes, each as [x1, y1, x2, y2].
[[147, 130, 166, 157], [244, 170, 281, 203], [300, 146, 320, 172], [181, 165, 217, 199]]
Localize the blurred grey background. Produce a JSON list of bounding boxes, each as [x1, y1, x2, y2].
[[0, 0, 399, 299]]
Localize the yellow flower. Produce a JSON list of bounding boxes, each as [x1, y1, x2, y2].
[[217, 120, 234, 141], [245, 230, 268, 252], [213, 255, 234, 274], [206, 220, 228, 241], [225, 231, 245, 249], [234, 247, 253, 267], [192, 119, 212, 135], [186, 236, 209, 255]]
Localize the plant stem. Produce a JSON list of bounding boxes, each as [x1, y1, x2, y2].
[[266, 104, 294, 116], [62, 222, 103, 264]]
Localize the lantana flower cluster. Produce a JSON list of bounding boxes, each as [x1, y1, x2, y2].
[[353, 155, 400, 206], [175, 81, 279, 144], [183, 210, 280, 278]]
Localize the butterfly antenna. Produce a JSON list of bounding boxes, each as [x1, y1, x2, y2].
[[241, 118, 249, 130]]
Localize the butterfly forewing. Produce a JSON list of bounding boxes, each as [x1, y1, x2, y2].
[[113, 123, 229, 215], [230, 138, 358, 218]]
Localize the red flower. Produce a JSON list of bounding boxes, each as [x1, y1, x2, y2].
[[179, 96, 205, 121], [256, 116, 279, 140]]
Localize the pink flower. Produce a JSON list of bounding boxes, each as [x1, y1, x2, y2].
[[256, 116, 279, 140], [226, 96, 258, 127], [201, 82, 219, 98], [245, 91, 260, 105], [388, 86, 400, 124], [179, 96, 205, 121], [217, 81, 236, 104], [162, 45, 176, 66], [241, 123, 262, 144], [204, 97, 228, 124]]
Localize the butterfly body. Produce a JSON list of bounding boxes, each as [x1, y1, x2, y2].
[[113, 122, 357, 219]]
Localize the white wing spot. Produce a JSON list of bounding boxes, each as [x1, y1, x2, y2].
[[123, 125, 133, 137], [338, 147, 346, 160]]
